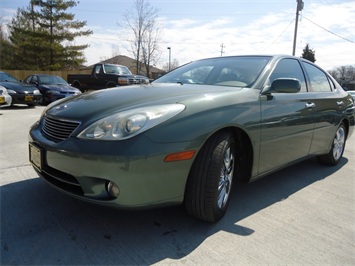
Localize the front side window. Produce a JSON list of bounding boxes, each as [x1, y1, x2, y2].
[[95, 65, 101, 74], [269, 59, 307, 92], [33, 76, 38, 83], [303, 62, 332, 92]]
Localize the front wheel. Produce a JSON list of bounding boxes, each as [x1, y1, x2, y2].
[[317, 123, 347, 166], [185, 131, 236, 223]]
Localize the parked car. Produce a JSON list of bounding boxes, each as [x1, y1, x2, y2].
[[23, 74, 81, 105], [0, 71, 41, 106], [348, 90, 355, 100], [29, 55, 355, 223], [0, 85, 12, 108], [67, 63, 149, 92]]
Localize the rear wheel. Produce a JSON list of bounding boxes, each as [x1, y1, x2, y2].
[[185, 131, 236, 223], [317, 123, 346, 166]]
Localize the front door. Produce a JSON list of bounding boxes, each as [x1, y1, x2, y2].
[[258, 58, 315, 174]]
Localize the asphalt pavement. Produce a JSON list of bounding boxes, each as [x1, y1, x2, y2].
[[1, 105, 354, 265]]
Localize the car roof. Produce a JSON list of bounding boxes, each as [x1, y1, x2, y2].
[[30, 74, 60, 77]]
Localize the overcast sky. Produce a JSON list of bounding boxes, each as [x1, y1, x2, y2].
[[1, 0, 354, 70]]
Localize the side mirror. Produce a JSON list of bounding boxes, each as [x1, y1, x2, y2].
[[262, 78, 301, 94]]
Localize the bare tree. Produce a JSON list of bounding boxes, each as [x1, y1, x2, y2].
[[123, 0, 161, 76], [329, 65, 355, 87], [141, 21, 162, 78], [161, 58, 180, 72]]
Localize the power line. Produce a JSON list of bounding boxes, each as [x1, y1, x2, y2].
[[303, 16, 355, 44], [262, 19, 295, 53]]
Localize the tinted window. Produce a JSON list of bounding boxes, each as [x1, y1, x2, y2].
[[0, 72, 19, 82], [23, 76, 31, 83], [269, 59, 307, 92], [303, 62, 332, 92]]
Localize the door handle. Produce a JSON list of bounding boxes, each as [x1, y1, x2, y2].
[[305, 102, 315, 109]]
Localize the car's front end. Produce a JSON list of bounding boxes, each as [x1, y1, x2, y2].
[[28, 87, 213, 208], [118, 75, 150, 86], [0, 82, 42, 106], [29, 122, 197, 208], [40, 85, 81, 103]]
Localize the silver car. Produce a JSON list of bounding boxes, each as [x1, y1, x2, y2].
[[0, 85, 12, 108]]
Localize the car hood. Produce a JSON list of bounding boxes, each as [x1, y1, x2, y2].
[[46, 83, 244, 121], [0, 81, 37, 92], [39, 84, 78, 91]]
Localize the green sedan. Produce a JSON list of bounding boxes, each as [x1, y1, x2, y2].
[[29, 55, 355, 222]]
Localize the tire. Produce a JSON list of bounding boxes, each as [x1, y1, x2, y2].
[[72, 82, 83, 92], [317, 123, 347, 166], [185, 131, 236, 223], [39, 95, 48, 106]]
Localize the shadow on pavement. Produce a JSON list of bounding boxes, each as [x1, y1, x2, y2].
[[0, 157, 348, 265]]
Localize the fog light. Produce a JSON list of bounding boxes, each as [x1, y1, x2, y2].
[[106, 181, 120, 198]]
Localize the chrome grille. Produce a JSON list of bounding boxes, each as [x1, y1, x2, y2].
[[128, 78, 145, 84], [42, 115, 80, 141]]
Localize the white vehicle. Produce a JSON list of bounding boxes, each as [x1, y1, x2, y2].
[[0, 85, 12, 108]]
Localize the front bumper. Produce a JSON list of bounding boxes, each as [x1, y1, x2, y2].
[[0, 95, 12, 107], [11, 94, 42, 105], [29, 122, 200, 209]]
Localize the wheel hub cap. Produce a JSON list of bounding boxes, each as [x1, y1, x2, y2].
[[333, 127, 345, 160], [217, 147, 234, 209]]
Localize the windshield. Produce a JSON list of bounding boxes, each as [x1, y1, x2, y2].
[[154, 56, 271, 87], [40, 76, 68, 85], [104, 65, 132, 75], [0, 72, 19, 82]]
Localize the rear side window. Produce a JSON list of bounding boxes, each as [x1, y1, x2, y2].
[[303, 62, 332, 92], [269, 59, 307, 92]]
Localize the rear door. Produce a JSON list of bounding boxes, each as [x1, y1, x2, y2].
[[302, 61, 347, 155], [258, 58, 316, 174]]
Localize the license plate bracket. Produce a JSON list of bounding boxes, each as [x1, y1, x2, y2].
[[29, 143, 43, 171], [25, 95, 33, 102]]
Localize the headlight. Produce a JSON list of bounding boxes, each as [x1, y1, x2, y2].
[[0, 87, 9, 95], [118, 77, 128, 85], [34, 89, 41, 95], [78, 104, 185, 140], [7, 89, 16, 94]]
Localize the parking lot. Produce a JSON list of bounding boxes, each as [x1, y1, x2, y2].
[[1, 105, 354, 265]]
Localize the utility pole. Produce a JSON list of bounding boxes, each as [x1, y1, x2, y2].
[[167, 47, 171, 71], [292, 0, 304, 56], [220, 43, 225, 57]]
